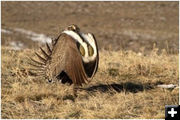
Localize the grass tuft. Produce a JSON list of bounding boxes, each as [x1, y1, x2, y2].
[[1, 47, 178, 119]]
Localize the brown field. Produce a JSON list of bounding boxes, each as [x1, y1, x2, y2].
[[1, 1, 179, 53], [1, 1, 179, 119], [1, 47, 178, 119]]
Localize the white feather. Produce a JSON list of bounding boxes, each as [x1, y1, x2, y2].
[[63, 30, 97, 63], [81, 33, 97, 61]]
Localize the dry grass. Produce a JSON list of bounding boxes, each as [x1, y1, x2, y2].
[[1, 47, 178, 119]]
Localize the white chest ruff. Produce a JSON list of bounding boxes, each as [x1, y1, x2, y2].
[[63, 30, 97, 63]]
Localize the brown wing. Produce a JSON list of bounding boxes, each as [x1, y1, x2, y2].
[[49, 34, 88, 86], [64, 37, 88, 86]]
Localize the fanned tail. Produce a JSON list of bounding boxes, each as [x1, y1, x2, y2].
[[28, 43, 52, 77], [46, 42, 52, 54], [28, 60, 45, 68], [29, 57, 46, 65], [35, 52, 47, 63]]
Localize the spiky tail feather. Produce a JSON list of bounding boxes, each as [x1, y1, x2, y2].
[[28, 43, 52, 77]]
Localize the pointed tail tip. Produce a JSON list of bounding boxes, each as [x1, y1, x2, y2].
[[35, 52, 47, 63], [40, 47, 51, 59], [29, 56, 46, 65]]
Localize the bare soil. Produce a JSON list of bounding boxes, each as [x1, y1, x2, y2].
[[1, 1, 179, 53]]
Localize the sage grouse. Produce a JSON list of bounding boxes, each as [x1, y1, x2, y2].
[[30, 24, 99, 96]]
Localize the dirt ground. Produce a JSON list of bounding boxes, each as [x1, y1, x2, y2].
[[1, 1, 179, 53], [1, 1, 179, 119]]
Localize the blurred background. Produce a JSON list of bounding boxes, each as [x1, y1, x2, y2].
[[1, 1, 179, 54]]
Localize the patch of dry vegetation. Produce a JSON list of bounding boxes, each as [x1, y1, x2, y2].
[[1, 47, 178, 119]]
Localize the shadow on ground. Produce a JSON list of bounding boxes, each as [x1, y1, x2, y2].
[[83, 82, 154, 93]]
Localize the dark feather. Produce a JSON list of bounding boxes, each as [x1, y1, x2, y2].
[[35, 52, 47, 63], [46, 43, 52, 54], [29, 57, 46, 65], [28, 61, 45, 68], [40, 47, 50, 59]]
